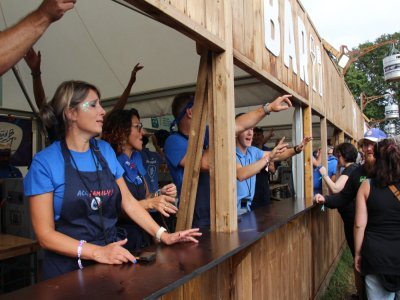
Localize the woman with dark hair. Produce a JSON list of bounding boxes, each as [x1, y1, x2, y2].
[[355, 138, 400, 299], [319, 142, 358, 193], [24, 81, 200, 280], [102, 109, 178, 250]]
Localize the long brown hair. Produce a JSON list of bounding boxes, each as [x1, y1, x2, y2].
[[374, 138, 400, 187]]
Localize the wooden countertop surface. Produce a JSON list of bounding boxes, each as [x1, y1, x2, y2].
[[0, 200, 310, 299]]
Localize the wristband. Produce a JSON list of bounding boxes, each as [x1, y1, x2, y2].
[[31, 71, 41, 77], [77, 240, 87, 270], [263, 103, 271, 115], [155, 226, 167, 242], [294, 145, 302, 154]]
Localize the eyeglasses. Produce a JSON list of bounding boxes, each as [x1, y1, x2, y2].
[[131, 123, 143, 130]]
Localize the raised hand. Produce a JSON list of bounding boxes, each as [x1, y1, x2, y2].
[[130, 63, 144, 83], [24, 48, 41, 73], [268, 94, 293, 112], [270, 137, 288, 160], [38, 0, 76, 22]]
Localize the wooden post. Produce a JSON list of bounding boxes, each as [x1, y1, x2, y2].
[[175, 50, 210, 230], [209, 0, 237, 232], [303, 105, 313, 207], [320, 117, 328, 196]]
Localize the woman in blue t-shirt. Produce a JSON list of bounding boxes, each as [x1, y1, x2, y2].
[[102, 109, 178, 250], [24, 80, 201, 280]]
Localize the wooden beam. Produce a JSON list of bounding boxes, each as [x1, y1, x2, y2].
[[303, 106, 313, 207], [123, 0, 225, 53], [175, 50, 209, 230], [209, 0, 237, 232], [320, 117, 328, 196]]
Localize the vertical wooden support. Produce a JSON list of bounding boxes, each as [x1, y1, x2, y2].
[[175, 50, 210, 230], [337, 131, 345, 144], [303, 105, 313, 207], [209, 0, 237, 232], [320, 117, 328, 196]]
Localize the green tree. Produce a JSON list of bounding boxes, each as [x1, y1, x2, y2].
[[344, 32, 400, 132]]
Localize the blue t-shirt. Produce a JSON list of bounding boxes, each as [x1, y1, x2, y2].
[[24, 140, 124, 220], [140, 148, 163, 193], [117, 151, 147, 186], [313, 155, 338, 194], [164, 132, 210, 228], [236, 146, 264, 211]]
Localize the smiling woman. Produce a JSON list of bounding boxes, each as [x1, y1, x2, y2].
[[102, 109, 179, 250], [23, 80, 201, 280]]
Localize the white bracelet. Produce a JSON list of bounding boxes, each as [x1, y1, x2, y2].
[[155, 226, 167, 242], [77, 240, 87, 270]]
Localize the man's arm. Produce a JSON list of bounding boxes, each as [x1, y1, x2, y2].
[[235, 95, 292, 135], [0, 0, 75, 76]]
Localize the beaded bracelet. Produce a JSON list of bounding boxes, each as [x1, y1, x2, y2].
[[77, 240, 87, 270]]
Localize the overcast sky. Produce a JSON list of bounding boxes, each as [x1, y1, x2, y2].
[[300, 0, 400, 49]]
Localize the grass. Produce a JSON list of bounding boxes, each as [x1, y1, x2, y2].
[[321, 246, 356, 300]]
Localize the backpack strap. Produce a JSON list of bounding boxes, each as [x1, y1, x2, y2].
[[388, 185, 400, 201]]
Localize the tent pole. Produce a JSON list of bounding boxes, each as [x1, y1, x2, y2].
[[11, 66, 38, 117]]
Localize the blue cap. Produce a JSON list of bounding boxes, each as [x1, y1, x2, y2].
[[360, 128, 387, 143]]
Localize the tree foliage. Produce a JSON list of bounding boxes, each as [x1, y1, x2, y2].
[[344, 32, 400, 130]]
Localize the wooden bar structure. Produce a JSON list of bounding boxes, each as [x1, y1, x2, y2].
[[1, 0, 366, 298]]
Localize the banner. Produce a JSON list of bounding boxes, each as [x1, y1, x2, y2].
[[0, 116, 32, 166]]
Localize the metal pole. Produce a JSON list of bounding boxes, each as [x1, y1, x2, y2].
[[11, 66, 38, 117]]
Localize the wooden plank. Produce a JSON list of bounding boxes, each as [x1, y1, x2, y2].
[[123, 0, 225, 53], [204, 0, 221, 39], [231, 0, 245, 55], [175, 50, 209, 230], [210, 0, 237, 232], [186, 0, 205, 27], [320, 117, 328, 195], [252, 0, 263, 67], [303, 105, 313, 207], [243, 0, 255, 61]]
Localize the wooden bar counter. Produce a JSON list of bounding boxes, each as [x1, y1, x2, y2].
[[0, 199, 344, 299]]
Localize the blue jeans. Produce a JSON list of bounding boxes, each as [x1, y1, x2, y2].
[[365, 274, 400, 300]]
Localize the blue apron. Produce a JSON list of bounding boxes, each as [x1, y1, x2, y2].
[[118, 174, 152, 251], [42, 140, 121, 280]]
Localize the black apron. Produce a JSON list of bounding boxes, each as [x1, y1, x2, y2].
[[118, 174, 152, 251], [42, 140, 121, 280]]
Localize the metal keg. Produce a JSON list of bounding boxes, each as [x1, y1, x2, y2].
[[384, 123, 396, 136], [383, 54, 400, 82], [385, 104, 399, 120]]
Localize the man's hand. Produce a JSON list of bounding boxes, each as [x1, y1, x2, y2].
[[268, 94, 293, 113], [296, 136, 313, 152], [38, 0, 76, 23], [270, 137, 288, 161]]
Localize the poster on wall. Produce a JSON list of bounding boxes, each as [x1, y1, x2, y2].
[[0, 116, 32, 166]]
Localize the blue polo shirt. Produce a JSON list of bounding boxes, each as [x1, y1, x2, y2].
[[164, 131, 210, 228], [313, 155, 338, 194], [236, 146, 264, 212]]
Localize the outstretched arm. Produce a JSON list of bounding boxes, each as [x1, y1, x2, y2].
[[24, 48, 46, 109], [273, 137, 312, 161], [0, 0, 75, 75], [235, 95, 293, 135], [106, 63, 144, 116]]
